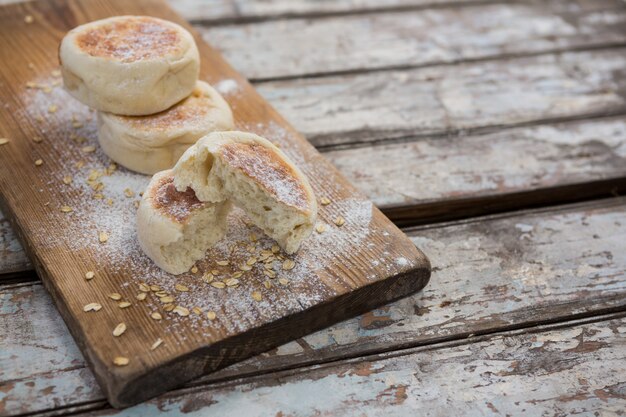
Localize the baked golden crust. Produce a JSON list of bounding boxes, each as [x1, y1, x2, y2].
[[220, 142, 310, 211], [150, 172, 204, 223], [75, 16, 182, 63], [115, 86, 213, 131]]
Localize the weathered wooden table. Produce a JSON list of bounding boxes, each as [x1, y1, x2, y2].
[[1, 0, 625, 415]]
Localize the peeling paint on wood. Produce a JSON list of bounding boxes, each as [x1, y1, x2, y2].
[[169, 0, 485, 22], [257, 49, 626, 146], [2, 200, 625, 414], [199, 0, 626, 79], [0, 213, 27, 276], [86, 318, 626, 416]]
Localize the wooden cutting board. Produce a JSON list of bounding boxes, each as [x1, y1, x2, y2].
[[0, 0, 430, 408]]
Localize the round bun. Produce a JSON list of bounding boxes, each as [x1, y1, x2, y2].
[[173, 131, 317, 254], [60, 15, 200, 115], [98, 81, 234, 175], [137, 170, 231, 275]]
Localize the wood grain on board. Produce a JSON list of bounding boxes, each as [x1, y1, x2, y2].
[[198, 0, 626, 80], [3, 198, 626, 415], [0, 0, 429, 408]]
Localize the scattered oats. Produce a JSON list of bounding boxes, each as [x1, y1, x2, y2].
[[113, 322, 126, 337], [62, 175, 73, 184], [106, 199, 114, 206], [246, 257, 257, 266], [202, 273, 214, 283], [173, 306, 190, 317], [60, 205, 73, 213], [192, 306, 202, 315], [251, 291, 262, 302], [42, 85, 52, 93], [320, 197, 331, 206], [225, 278, 239, 287], [216, 260, 229, 266], [0, 138, 9, 146], [118, 301, 131, 308], [278, 278, 289, 286], [264, 281, 272, 289], [48, 104, 58, 113], [160, 296, 174, 303], [282, 259, 296, 270], [139, 283, 150, 292], [155, 291, 168, 298], [335, 216, 346, 227], [32, 136, 43, 143], [151, 312, 162, 320], [211, 269, 220, 275], [24, 15, 34, 23], [233, 271, 243, 279], [240, 264, 252, 272], [72, 121, 83, 129], [315, 223, 326, 234], [164, 304, 175, 312], [136, 292, 147, 301], [150, 285, 161, 292], [34, 159, 43, 166], [134, 201, 140, 208], [249, 233, 258, 242], [151, 338, 163, 350], [211, 281, 226, 289], [75, 160, 85, 169], [98, 231, 109, 243], [94, 194, 104, 200], [206, 311, 216, 320], [264, 270, 276, 279], [83, 302, 102, 312], [190, 266, 198, 274], [82, 145, 96, 153], [113, 356, 129, 366], [85, 271, 95, 280], [175, 284, 189, 292], [26, 81, 36, 89], [108, 293, 122, 301], [271, 244, 280, 253], [123, 188, 135, 198], [52, 69, 61, 77]]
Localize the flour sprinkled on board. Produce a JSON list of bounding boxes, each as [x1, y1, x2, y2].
[[18, 71, 409, 345], [215, 79, 240, 96]]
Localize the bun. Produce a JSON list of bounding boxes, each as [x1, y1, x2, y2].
[[60, 16, 200, 115], [173, 131, 317, 254], [137, 170, 231, 275], [97, 81, 234, 174]]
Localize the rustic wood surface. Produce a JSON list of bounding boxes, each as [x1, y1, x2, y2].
[[2, 198, 626, 415], [198, 0, 626, 80], [1, 0, 626, 414], [0, 0, 429, 408], [85, 315, 626, 416]]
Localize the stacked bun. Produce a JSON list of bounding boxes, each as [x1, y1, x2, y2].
[[60, 15, 233, 174], [61, 16, 316, 275]]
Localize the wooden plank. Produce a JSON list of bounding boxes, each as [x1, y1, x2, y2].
[[0, 0, 429, 408], [4, 116, 626, 276], [255, 48, 626, 147], [3, 198, 626, 415], [79, 316, 626, 416], [198, 0, 626, 80], [0, 213, 28, 276], [169, 0, 485, 23]]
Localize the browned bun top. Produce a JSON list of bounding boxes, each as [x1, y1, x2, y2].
[[150, 173, 205, 223], [220, 142, 310, 211], [75, 16, 183, 63], [116, 85, 212, 131]]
